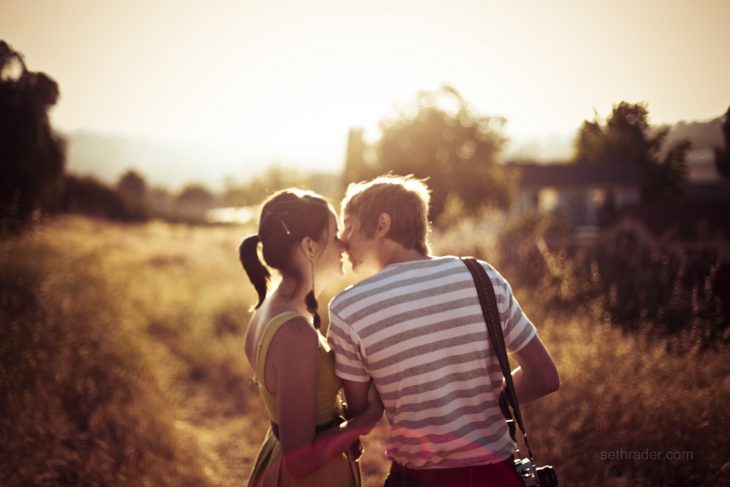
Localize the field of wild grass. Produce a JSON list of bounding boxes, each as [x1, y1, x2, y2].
[[1, 215, 728, 486]]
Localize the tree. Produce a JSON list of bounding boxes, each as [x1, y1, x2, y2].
[[116, 169, 147, 198], [372, 85, 512, 221], [0, 41, 66, 233], [343, 128, 370, 186], [574, 101, 690, 200], [714, 106, 730, 183], [63, 175, 135, 221], [176, 183, 215, 208], [115, 169, 150, 220]]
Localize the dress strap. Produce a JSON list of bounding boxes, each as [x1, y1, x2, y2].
[[254, 311, 303, 393]]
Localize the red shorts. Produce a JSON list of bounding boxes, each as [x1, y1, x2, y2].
[[384, 456, 524, 487]]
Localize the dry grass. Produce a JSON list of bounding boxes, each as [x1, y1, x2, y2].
[[1, 216, 728, 486]]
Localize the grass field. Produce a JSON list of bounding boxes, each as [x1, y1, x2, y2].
[[1, 216, 728, 486]]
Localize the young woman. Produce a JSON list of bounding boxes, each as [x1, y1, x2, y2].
[[240, 189, 383, 487]]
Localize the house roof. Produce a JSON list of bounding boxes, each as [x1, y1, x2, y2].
[[507, 162, 643, 188]]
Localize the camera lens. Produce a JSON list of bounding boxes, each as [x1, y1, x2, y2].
[[536, 466, 558, 486]]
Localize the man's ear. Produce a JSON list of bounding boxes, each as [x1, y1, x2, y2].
[[375, 213, 391, 238]]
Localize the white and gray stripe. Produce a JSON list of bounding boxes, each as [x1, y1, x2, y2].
[[328, 256, 537, 469]]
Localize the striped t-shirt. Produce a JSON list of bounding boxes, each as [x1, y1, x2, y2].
[[327, 256, 537, 469]]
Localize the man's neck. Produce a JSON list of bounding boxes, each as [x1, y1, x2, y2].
[[378, 246, 430, 269]]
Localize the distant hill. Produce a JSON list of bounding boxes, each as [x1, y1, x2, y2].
[[62, 131, 263, 191], [661, 115, 724, 150], [505, 112, 727, 163], [660, 114, 725, 182]]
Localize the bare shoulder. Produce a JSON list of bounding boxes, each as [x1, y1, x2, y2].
[[268, 316, 318, 357], [277, 315, 316, 338]]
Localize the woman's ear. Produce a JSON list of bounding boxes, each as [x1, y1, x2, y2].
[[375, 213, 391, 238], [300, 237, 317, 261]]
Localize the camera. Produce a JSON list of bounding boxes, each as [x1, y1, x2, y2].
[[514, 457, 558, 486]]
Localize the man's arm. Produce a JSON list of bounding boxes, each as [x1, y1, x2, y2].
[[510, 333, 560, 404], [327, 307, 377, 416], [489, 267, 559, 404]]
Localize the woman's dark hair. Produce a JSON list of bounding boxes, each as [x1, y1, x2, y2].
[[239, 189, 332, 328]]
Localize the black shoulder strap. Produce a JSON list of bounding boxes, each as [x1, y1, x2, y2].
[[461, 257, 535, 460]]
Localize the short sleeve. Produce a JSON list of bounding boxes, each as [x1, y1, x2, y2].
[[327, 309, 371, 383], [483, 263, 537, 353]]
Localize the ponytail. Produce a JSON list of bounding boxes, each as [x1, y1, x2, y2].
[[305, 290, 321, 330], [239, 235, 270, 309]]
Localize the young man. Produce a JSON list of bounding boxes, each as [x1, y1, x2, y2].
[[328, 175, 560, 487]]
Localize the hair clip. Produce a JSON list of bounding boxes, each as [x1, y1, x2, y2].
[[280, 220, 291, 235]]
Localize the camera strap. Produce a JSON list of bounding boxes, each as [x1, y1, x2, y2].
[[461, 257, 535, 461]]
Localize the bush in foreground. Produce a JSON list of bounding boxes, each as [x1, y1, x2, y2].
[[0, 230, 212, 486]]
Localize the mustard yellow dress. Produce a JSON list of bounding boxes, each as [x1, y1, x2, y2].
[[247, 311, 361, 487]]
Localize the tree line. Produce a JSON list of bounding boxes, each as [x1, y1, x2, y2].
[[2, 40, 729, 235], [345, 84, 730, 223]]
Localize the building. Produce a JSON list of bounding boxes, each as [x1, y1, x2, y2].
[[508, 162, 643, 231]]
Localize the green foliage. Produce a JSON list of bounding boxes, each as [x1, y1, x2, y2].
[[116, 169, 147, 198], [574, 101, 691, 200], [496, 214, 727, 348], [116, 169, 151, 220], [644, 138, 691, 199], [63, 174, 150, 221], [715, 106, 730, 182], [176, 183, 216, 207], [0, 41, 66, 234], [353, 85, 513, 221]]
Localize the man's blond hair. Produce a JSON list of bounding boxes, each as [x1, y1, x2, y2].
[[341, 174, 431, 255]]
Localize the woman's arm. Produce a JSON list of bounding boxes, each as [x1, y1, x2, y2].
[[270, 318, 382, 479]]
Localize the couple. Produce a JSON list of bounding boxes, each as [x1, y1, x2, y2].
[[240, 175, 559, 487]]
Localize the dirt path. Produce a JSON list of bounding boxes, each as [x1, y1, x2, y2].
[[176, 387, 261, 486], [172, 366, 391, 486]]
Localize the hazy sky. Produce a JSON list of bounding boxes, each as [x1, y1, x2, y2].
[[2, 0, 729, 176]]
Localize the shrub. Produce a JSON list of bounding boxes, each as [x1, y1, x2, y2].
[[0, 231, 211, 485]]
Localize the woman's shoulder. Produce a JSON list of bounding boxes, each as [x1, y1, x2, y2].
[[274, 314, 316, 337], [250, 309, 314, 359], [266, 312, 318, 351], [266, 315, 319, 374]]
